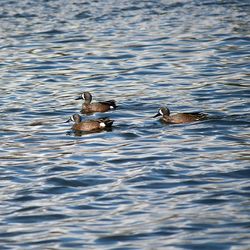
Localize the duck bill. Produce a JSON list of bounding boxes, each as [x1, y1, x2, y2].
[[75, 96, 83, 100], [65, 118, 71, 123], [153, 113, 161, 118]]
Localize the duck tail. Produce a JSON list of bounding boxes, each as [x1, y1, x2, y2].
[[107, 100, 117, 109], [104, 118, 114, 127]]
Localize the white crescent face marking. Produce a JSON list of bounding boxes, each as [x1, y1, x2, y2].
[[70, 116, 74, 121], [159, 109, 163, 116], [110, 105, 114, 109], [99, 122, 106, 128], [82, 93, 85, 99]]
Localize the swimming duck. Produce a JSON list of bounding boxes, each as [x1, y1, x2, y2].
[[75, 92, 117, 113], [66, 114, 114, 132], [153, 107, 207, 124]]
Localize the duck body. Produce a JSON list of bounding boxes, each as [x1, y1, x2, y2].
[[76, 92, 117, 113], [66, 114, 114, 132], [82, 100, 116, 113], [154, 107, 207, 124]]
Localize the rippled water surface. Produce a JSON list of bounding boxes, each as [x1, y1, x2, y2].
[[0, 0, 250, 249]]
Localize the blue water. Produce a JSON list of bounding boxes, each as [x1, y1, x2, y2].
[[0, 0, 250, 249]]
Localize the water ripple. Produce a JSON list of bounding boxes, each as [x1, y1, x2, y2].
[[0, 0, 249, 249]]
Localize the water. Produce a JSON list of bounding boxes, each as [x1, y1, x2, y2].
[[0, 0, 249, 249]]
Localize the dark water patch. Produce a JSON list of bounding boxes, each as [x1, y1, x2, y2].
[[75, 11, 92, 20], [6, 214, 68, 224], [40, 186, 76, 195], [10, 195, 39, 202], [19, 64, 69, 71], [13, 13, 37, 18], [20, 238, 61, 247], [46, 176, 113, 188], [53, 37, 91, 44], [221, 222, 250, 228], [0, 230, 33, 238], [36, 29, 65, 35], [220, 36, 250, 43], [60, 241, 86, 249], [4, 107, 26, 113], [174, 242, 231, 250], [119, 132, 140, 139], [163, 2, 187, 10], [223, 168, 250, 179], [28, 120, 46, 126], [15, 206, 41, 213], [107, 155, 173, 165], [193, 197, 229, 205], [242, 186, 250, 191], [47, 166, 78, 173], [96, 232, 148, 244], [70, 204, 104, 211], [120, 6, 142, 12]]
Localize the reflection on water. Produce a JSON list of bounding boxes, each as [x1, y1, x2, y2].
[[0, 0, 249, 249]]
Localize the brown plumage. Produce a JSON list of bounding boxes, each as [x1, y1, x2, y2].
[[75, 92, 117, 113], [66, 114, 114, 132], [153, 107, 207, 124]]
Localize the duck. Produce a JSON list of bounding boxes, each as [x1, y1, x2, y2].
[[153, 107, 207, 124], [66, 114, 114, 132], [75, 92, 117, 113]]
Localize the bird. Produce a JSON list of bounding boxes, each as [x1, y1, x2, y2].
[[75, 91, 117, 113], [153, 107, 207, 124], [66, 114, 114, 132]]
